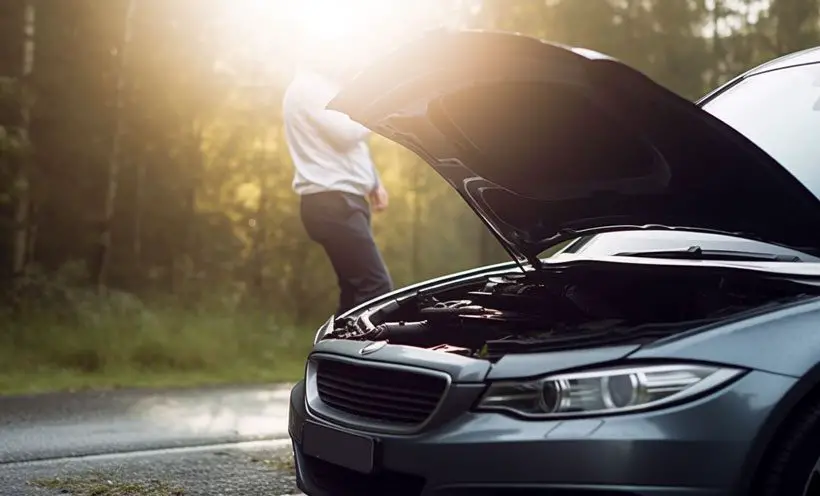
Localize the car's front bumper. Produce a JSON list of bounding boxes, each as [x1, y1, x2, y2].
[[288, 369, 797, 496]]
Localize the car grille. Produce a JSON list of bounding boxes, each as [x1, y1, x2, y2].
[[314, 358, 447, 426]]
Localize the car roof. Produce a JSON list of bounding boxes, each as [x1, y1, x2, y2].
[[745, 46, 820, 76], [696, 44, 820, 107]]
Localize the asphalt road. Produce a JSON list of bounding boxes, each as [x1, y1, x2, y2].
[[0, 384, 304, 495]]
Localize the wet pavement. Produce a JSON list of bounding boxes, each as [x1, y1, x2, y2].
[[0, 384, 293, 463], [0, 384, 305, 495]]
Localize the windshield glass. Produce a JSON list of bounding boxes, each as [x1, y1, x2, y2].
[[552, 231, 820, 261], [702, 63, 820, 198]]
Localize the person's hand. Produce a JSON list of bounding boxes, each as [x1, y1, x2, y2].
[[369, 185, 389, 212]]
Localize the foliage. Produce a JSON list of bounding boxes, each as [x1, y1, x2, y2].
[[0, 265, 311, 395]]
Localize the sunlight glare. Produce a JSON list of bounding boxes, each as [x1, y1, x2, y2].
[[224, 0, 445, 64], [288, 0, 390, 42]]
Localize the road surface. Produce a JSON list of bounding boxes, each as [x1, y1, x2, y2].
[[0, 384, 304, 495]]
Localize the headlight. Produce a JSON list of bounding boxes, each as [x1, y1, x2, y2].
[[313, 316, 335, 345], [476, 363, 743, 418]]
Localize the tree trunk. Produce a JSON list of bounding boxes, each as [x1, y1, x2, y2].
[[247, 132, 270, 303], [132, 159, 145, 271], [774, 0, 819, 55], [11, 0, 35, 277], [709, 0, 724, 87], [410, 157, 422, 282], [96, 0, 136, 291]]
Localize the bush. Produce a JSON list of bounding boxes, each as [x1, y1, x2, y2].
[[0, 263, 313, 395]]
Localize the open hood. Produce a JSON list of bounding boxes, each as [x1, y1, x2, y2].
[[329, 29, 820, 267]]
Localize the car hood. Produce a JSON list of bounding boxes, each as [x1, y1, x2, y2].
[[329, 29, 820, 267]]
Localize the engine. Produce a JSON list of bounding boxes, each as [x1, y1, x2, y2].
[[326, 265, 817, 360]]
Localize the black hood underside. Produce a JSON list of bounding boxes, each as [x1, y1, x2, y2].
[[330, 30, 820, 265]]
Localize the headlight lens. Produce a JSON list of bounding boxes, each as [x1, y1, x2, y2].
[[313, 316, 335, 345], [476, 363, 743, 418]]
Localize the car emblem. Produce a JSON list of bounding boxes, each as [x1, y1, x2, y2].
[[359, 341, 387, 356]]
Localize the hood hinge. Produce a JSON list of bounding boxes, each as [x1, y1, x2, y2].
[[527, 254, 544, 271]]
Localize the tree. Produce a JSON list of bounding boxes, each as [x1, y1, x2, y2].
[[9, 0, 36, 278], [2, 0, 819, 323], [94, 0, 136, 290]]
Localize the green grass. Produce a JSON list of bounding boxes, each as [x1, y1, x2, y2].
[[0, 300, 315, 396], [31, 475, 184, 495]]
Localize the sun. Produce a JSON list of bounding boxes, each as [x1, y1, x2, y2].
[[226, 0, 394, 44], [288, 0, 389, 42], [221, 0, 446, 66]]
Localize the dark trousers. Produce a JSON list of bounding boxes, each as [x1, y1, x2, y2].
[[300, 191, 393, 316]]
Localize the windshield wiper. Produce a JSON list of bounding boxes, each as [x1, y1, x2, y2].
[[616, 245, 802, 262]]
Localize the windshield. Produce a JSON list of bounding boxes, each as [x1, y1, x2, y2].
[[552, 230, 820, 261], [702, 62, 820, 198]]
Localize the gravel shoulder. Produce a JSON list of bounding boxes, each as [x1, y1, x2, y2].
[[0, 440, 302, 496]]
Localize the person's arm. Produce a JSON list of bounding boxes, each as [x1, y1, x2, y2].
[[303, 104, 370, 152]]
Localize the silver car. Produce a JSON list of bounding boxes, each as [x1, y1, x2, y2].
[[288, 29, 820, 496]]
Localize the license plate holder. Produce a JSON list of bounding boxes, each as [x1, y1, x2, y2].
[[301, 420, 377, 474]]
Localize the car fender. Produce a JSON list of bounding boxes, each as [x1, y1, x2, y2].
[[732, 364, 820, 494], [629, 297, 820, 377], [629, 297, 820, 494]]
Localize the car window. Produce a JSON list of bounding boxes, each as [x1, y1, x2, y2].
[[702, 63, 820, 198]]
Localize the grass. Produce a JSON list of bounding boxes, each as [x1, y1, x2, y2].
[[30, 476, 184, 495], [0, 296, 316, 396]]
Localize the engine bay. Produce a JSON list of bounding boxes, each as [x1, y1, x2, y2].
[[324, 264, 820, 360]]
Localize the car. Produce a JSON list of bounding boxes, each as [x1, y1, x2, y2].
[[288, 29, 820, 496]]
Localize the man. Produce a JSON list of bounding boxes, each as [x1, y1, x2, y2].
[[282, 55, 393, 317]]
